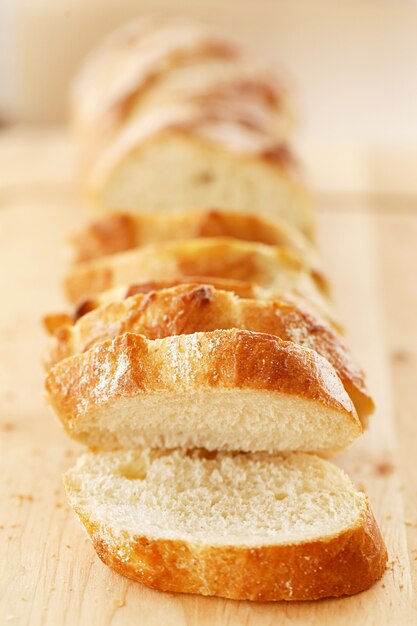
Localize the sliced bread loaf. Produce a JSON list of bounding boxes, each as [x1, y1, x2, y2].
[[64, 449, 387, 601], [44, 284, 373, 423], [45, 329, 361, 454]]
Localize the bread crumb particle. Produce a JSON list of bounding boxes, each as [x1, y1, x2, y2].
[[405, 520, 417, 528], [113, 598, 125, 608], [375, 462, 394, 476]]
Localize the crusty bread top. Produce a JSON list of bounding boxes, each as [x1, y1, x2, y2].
[[63, 237, 333, 325], [46, 329, 356, 413], [44, 283, 373, 422], [45, 329, 361, 455], [71, 209, 318, 268], [64, 449, 387, 601]]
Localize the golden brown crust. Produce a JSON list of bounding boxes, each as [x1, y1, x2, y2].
[[45, 330, 360, 442], [63, 238, 332, 326], [44, 284, 373, 422], [71, 209, 318, 266], [69, 501, 387, 601]]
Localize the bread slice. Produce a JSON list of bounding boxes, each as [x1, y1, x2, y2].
[[71, 17, 293, 172], [84, 103, 313, 238], [45, 329, 361, 454], [63, 238, 334, 325], [71, 209, 318, 268], [64, 448, 387, 601], [44, 284, 373, 423]]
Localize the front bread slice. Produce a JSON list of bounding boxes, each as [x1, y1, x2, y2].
[[64, 449, 387, 601], [45, 329, 361, 454], [44, 284, 373, 423]]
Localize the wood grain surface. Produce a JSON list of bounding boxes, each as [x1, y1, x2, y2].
[[0, 128, 416, 625]]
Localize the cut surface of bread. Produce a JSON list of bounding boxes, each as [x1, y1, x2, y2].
[[85, 107, 313, 238], [71, 209, 318, 268], [45, 330, 361, 454], [64, 449, 387, 601], [44, 284, 373, 422], [63, 238, 333, 325]]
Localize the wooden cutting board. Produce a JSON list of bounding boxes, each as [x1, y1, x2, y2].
[[0, 129, 415, 625]]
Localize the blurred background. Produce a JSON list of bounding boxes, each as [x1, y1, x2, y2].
[[1, 0, 417, 194]]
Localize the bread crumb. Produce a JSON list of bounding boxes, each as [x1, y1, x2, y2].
[[113, 598, 125, 608], [391, 349, 410, 363], [2, 422, 15, 432], [404, 520, 417, 528], [13, 494, 34, 504], [375, 462, 394, 476]]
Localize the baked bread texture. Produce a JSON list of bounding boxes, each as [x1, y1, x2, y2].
[[63, 238, 334, 325], [84, 102, 312, 238], [71, 209, 318, 268], [64, 449, 387, 601], [45, 329, 361, 455], [43, 284, 373, 423]]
